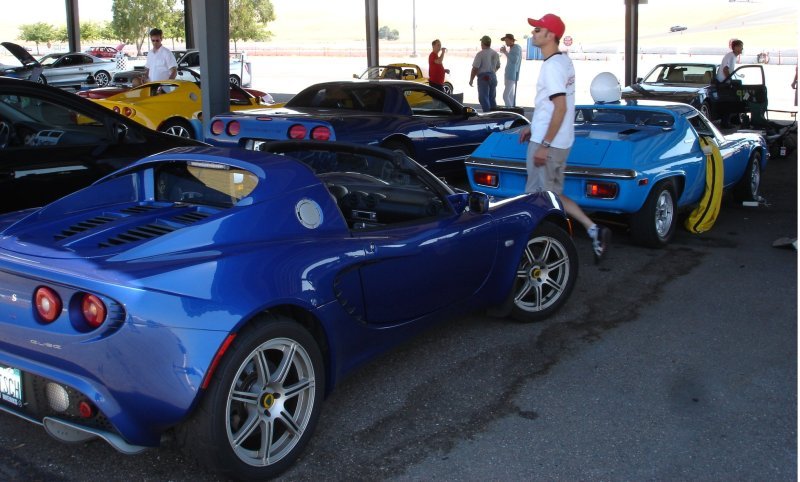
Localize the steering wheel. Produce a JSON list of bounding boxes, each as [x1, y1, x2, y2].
[[0, 121, 14, 149]]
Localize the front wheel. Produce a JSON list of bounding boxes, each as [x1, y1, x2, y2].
[[94, 70, 111, 86], [159, 118, 194, 138], [699, 101, 712, 120], [733, 151, 761, 202], [179, 316, 325, 480], [229, 74, 241, 87], [443, 82, 454, 95], [630, 181, 677, 248], [510, 221, 579, 322]]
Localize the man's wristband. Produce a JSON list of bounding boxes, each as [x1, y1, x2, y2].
[[541, 140, 552, 148]]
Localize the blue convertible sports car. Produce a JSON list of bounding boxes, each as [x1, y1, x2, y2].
[[204, 80, 529, 173], [0, 142, 577, 479], [466, 100, 768, 247]]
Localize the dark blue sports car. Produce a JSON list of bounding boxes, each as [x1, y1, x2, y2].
[[0, 141, 576, 479], [622, 62, 768, 125], [204, 80, 529, 173]]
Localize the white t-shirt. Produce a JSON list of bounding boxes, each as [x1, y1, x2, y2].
[[531, 53, 575, 149], [717, 51, 737, 82], [145, 46, 178, 81]]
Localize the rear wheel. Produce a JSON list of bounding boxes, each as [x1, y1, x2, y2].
[[630, 181, 677, 248], [229, 74, 241, 87], [178, 316, 324, 480], [159, 118, 194, 139], [443, 82, 454, 95], [733, 151, 761, 202], [510, 221, 578, 322]]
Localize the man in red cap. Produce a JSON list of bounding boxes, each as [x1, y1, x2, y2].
[[518, 13, 611, 263]]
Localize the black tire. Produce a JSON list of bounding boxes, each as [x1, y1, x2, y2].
[[733, 150, 761, 202], [94, 70, 111, 86], [443, 82, 454, 95], [159, 118, 195, 139], [699, 101, 712, 120], [37, 75, 47, 85], [630, 181, 677, 248], [229, 74, 241, 87], [510, 221, 579, 323], [382, 138, 412, 157], [178, 315, 325, 480]]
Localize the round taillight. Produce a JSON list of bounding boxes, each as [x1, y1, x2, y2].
[[310, 126, 331, 141], [112, 106, 120, 113], [81, 293, 107, 328], [227, 121, 241, 136], [123, 107, 134, 117], [78, 400, 95, 418], [288, 124, 307, 139], [34, 286, 62, 323], [210, 119, 225, 135]]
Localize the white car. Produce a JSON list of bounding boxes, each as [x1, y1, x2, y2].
[[173, 49, 252, 87]]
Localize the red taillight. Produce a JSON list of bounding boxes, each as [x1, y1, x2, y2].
[[585, 181, 619, 199], [34, 286, 62, 323], [472, 171, 499, 187], [78, 400, 95, 418], [123, 107, 135, 117], [81, 293, 107, 328], [210, 119, 225, 135], [112, 106, 120, 113], [288, 124, 307, 139], [310, 126, 331, 141], [227, 120, 241, 136]]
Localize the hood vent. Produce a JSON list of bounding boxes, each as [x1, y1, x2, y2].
[[99, 223, 177, 248], [55, 215, 118, 241], [171, 211, 211, 224], [121, 205, 159, 214]]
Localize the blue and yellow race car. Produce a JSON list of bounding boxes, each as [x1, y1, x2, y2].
[[466, 100, 768, 247]]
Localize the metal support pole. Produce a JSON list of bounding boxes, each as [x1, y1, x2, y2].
[[364, 0, 379, 68], [411, 0, 417, 57], [65, 0, 80, 53], [624, 0, 642, 87]]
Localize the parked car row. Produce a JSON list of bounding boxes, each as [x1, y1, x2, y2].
[[0, 58, 776, 481]]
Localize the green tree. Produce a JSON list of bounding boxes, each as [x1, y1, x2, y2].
[[81, 21, 105, 42], [55, 26, 69, 44], [378, 25, 399, 41], [100, 21, 117, 43], [18, 22, 56, 55], [162, 3, 185, 50], [111, 0, 175, 55], [229, 0, 275, 52]]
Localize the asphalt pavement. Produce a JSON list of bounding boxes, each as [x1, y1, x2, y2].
[[0, 136, 796, 480]]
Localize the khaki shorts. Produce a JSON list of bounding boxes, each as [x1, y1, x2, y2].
[[525, 142, 571, 194]]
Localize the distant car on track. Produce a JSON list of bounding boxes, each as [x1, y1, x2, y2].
[[669, 25, 687, 32], [0, 140, 577, 480]]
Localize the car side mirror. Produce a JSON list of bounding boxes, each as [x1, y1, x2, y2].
[[467, 191, 490, 213]]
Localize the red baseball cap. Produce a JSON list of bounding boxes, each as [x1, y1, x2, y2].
[[528, 13, 566, 39]]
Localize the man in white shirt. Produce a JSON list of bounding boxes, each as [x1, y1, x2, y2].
[[518, 13, 611, 263], [144, 28, 177, 82]]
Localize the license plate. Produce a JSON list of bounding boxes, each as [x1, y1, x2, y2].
[[0, 365, 23, 407]]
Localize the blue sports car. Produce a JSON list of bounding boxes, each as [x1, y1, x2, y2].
[[204, 80, 529, 173], [0, 142, 576, 479], [466, 100, 768, 247]]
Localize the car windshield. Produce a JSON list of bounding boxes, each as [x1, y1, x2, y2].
[[642, 64, 717, 84], [38, 55, 61, 67], [154, 161, 258, 207], [288, 85, 386, 112]]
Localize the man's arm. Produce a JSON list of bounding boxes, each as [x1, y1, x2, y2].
[[168, 67, 177, 79], [469, 66, 478, 86]]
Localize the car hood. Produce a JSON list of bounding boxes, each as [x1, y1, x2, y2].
[[1, 41, 39, 68], [622, 83, 704, 103]]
